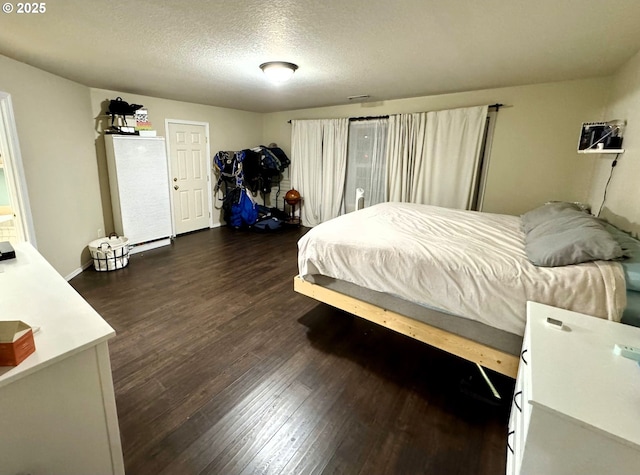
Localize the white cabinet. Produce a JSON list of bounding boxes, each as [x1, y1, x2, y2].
[[105, 135, 172, 253], [507, 302, 640, 474], [0, 243, 124, 475]]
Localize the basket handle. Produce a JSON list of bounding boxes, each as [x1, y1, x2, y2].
[[99, 242, 112, 252]]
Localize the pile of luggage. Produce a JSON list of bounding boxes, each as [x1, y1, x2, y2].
[[213, 145, 290, 231]]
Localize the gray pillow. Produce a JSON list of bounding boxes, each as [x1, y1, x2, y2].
[[523, 208, 623, 267], [521, 201, 581, 234]]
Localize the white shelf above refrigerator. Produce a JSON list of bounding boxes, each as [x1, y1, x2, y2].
[[578, 148, 624, 154]]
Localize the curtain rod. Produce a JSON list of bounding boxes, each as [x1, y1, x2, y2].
[[349, 115, 389, 122], [287, 103, 504, 123]]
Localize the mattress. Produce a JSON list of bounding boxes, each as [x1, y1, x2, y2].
[[298, 202, 626, 337], [311, 275, 523, 355]]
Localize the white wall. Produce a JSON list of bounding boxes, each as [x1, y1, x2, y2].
[[0, 57, 265, 277], [587, 49, 640, 236], [89, 88, 264, 229], [0, 55, 103, 277], [263, 77, 610, 216], [0, 51, 621, 277]]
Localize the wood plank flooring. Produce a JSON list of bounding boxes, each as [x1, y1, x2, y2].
[[70, 226, 514, 475]]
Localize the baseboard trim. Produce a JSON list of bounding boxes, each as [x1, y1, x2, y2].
[[65, 260, 94, 281], [129, 238, 171, 255], [68, 226, 223, 280]]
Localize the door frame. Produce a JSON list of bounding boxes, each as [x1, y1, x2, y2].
[[164, 119, 213, 236], [0, 91, 37, 245]]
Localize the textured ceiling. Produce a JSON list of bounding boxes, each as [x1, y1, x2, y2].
[[1, 0, 640, 113]]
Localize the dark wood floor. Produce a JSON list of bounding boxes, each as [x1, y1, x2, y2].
[[71, 226, 514, 475]]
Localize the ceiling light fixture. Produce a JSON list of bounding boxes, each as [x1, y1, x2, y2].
[[259, 61, 298, 83]]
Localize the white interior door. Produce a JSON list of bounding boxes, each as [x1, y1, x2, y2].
[[167, 122, 211, 235]]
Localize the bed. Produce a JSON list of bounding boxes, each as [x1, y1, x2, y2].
[[294, 202, 629, 378]]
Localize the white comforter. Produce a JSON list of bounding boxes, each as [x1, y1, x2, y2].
[[298, 202, 626, 336]]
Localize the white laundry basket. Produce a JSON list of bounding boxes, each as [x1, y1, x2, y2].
[[88, 234, 130, 271]]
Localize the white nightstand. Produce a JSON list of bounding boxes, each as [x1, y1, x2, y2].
[[507, 302, 640, 475]]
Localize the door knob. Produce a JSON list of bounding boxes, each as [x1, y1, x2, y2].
[[174, 185, 179, 190]]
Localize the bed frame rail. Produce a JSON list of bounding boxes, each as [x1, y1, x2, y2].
[[294, 276, 519, 379]]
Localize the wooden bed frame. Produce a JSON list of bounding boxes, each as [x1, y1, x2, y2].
[[294, 276, 519, 378]]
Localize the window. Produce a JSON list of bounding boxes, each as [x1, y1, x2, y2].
[[344, 119, 388, 213]]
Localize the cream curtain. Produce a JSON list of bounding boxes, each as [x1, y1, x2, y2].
[[386, 113, 427, 202], [385, 105, 488, 209], [290, 118, 349, 226]]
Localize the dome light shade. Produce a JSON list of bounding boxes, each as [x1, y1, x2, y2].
[[259, 61, 298, 82]]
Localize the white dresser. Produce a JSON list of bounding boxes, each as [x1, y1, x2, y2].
[[0, 243, 124, 475], [105, 135, 172, 253], [507, 302, 640, 474]]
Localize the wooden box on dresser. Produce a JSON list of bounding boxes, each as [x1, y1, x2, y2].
[[507, 302, 640, 474]]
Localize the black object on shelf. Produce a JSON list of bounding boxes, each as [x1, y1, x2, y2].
[[0, 241, 16, 261]]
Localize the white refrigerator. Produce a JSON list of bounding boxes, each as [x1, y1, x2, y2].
[[105, 135, 172, 253]]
